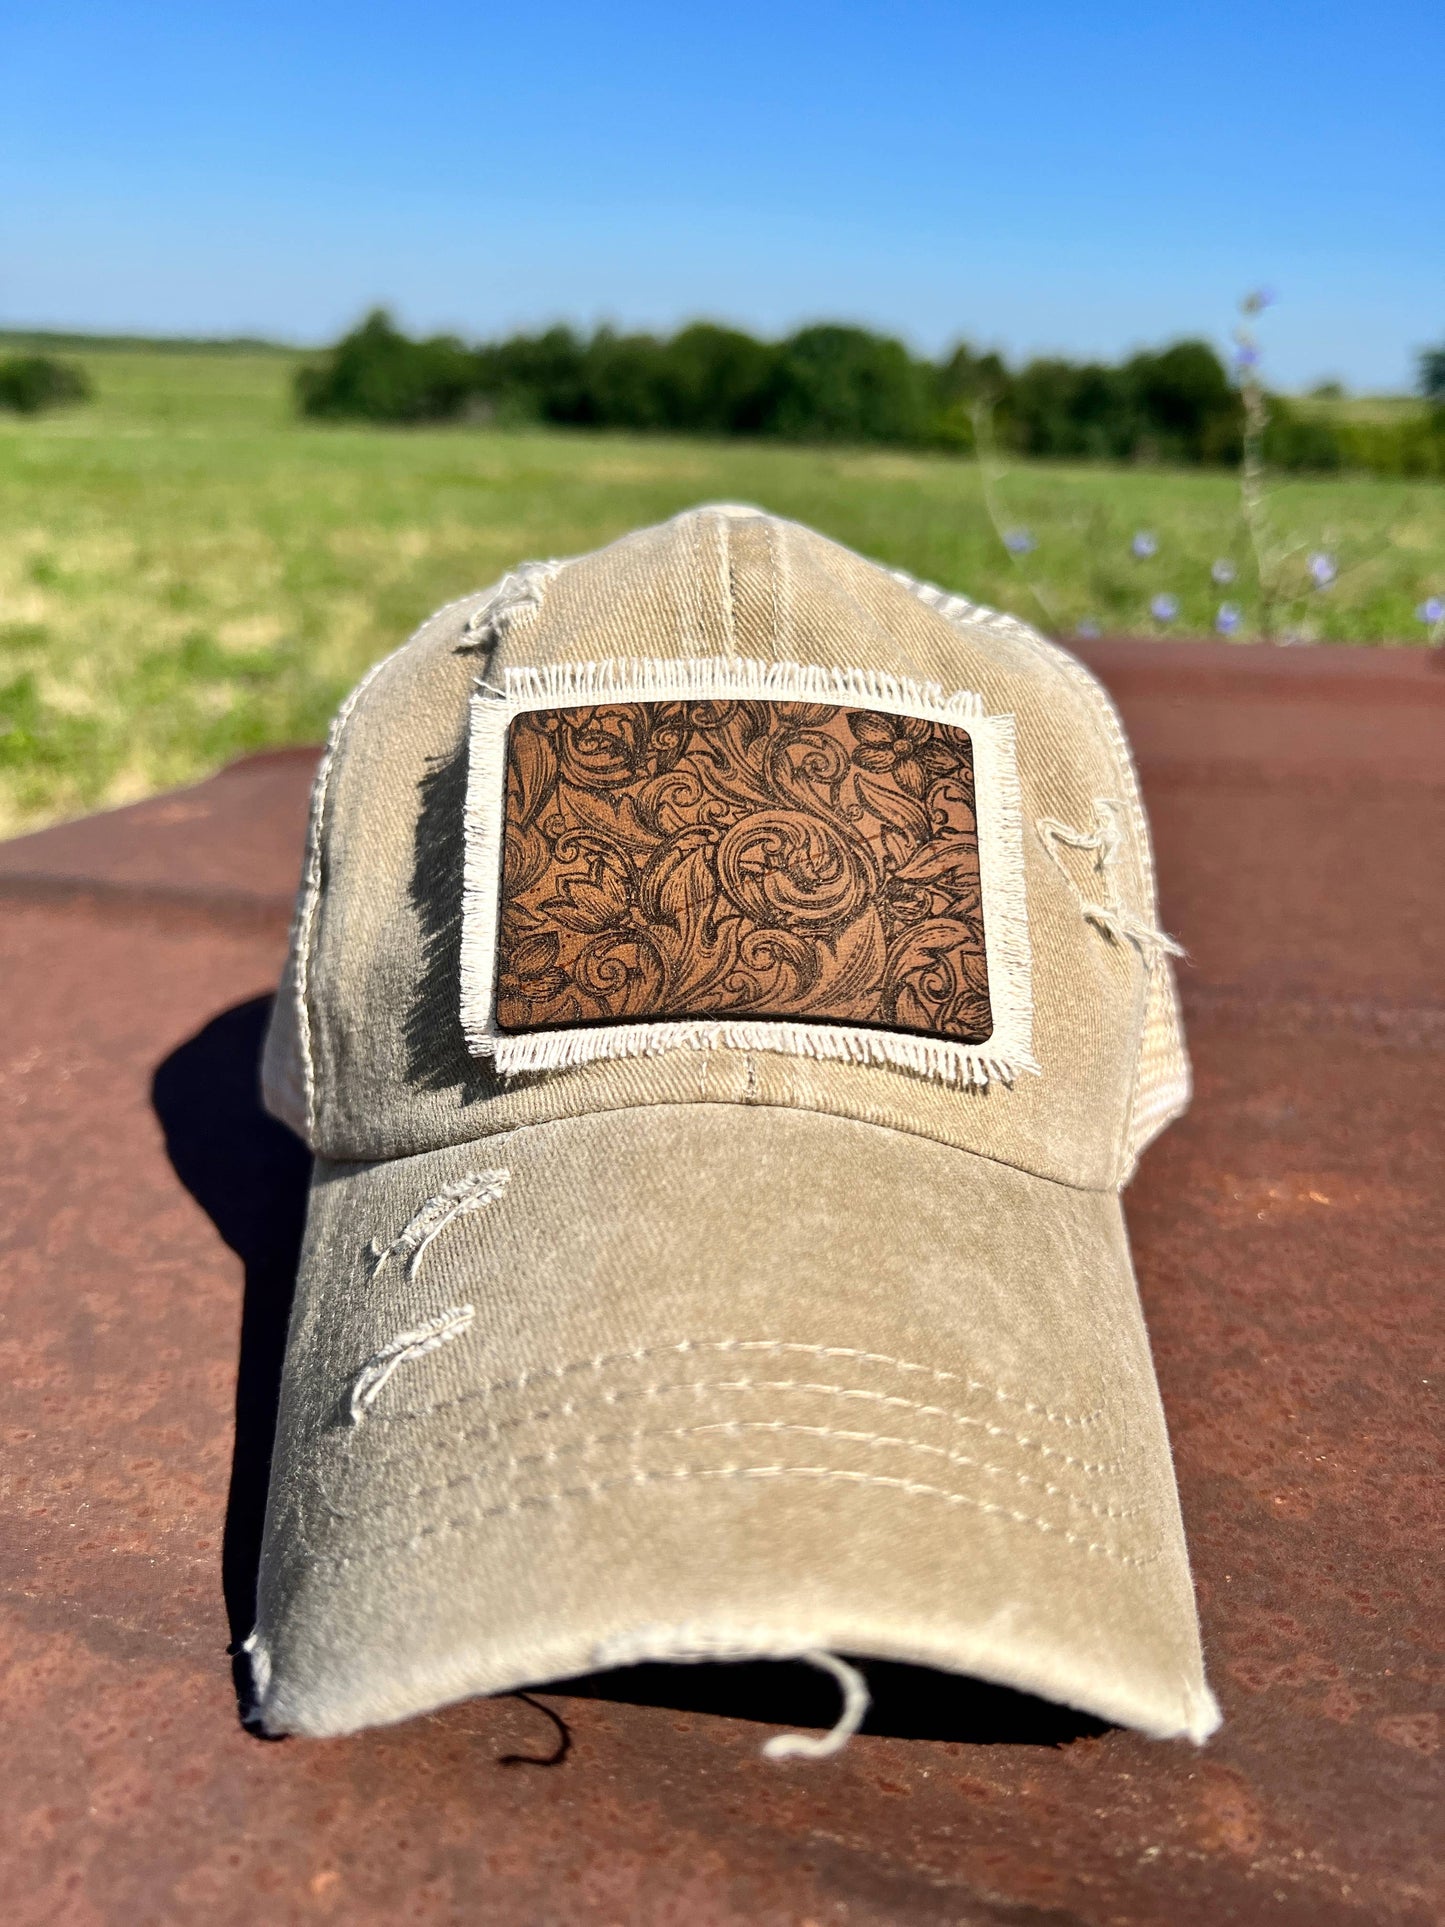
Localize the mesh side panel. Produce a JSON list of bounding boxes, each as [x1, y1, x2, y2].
[[1124, 956, 1192, 1174]]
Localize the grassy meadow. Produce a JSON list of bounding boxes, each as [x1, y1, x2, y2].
[[1, 346, 1442, 832]]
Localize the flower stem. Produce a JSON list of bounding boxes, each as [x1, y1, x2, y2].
[[971, 399, 1062, 631]]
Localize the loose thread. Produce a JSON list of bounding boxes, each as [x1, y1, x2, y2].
[[763, 1652, 871, 1762]]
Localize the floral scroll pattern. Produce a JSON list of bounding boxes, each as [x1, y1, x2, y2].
[[494, 700, 992, 1041]]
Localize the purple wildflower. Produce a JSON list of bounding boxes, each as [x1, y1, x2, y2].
[[1308, 552, 1337, 589], [1075, 617, 1101, 640], [1418, 597, 1445, 625], [1234, 343, 1261, 370], [1003, 527, 1035, 555], [1150, 594, 1179, 624], [1211, 559, 1237, 586], [1131, 530, 1158, 560], [1241, 288, 1276, 315], [1215, 602, 1242, 636]]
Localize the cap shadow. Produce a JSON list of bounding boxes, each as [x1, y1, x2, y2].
[[150, 994, 311, 1722], [407, 734, 512, 1100]]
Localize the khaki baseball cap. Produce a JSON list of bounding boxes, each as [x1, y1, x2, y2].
[[247, 505, 1219, 1749]]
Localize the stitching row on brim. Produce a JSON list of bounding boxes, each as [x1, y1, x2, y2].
[[310, 1459, 1164, 1575], [311, 1373, 1157, 1574], [357, 1336, 1110, 1437]]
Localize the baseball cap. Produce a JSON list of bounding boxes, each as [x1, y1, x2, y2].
[[247, 505, 1219, 1749]]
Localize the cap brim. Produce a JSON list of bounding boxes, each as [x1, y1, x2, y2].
[[252, 1103, 1219, 1744]]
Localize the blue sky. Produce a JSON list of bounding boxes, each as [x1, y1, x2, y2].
[[4, 0, 1441, 389]]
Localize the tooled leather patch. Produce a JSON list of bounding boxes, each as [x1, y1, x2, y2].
[[495, 699, 991, 1040]]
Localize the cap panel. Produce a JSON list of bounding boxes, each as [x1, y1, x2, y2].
[[767, 531, 1188, 1177], [253, 1103, 1215, 1742], [293, 509, 1170, 1189], [261, 624, 430, 1144], [921, 594, 1190, 1172]]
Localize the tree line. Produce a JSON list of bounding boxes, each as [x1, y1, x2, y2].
[[0, 354, 91, 414], [295, 310, 1445, 476], [5, 312, 1441, 477]]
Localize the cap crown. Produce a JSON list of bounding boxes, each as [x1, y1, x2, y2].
[[264, 507, 1188, 1189]]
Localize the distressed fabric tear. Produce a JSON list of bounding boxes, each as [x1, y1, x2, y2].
[[369, 1170, 511, 1281], [455, 560, 567, 655], [349, 1305, 476, 1426], [1037, 802, 1185, 958]]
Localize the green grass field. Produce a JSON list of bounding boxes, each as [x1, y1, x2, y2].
[[1, 348, 1441, 832]]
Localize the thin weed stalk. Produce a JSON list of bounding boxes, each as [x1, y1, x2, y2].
[[970, 398, 1062, 631]]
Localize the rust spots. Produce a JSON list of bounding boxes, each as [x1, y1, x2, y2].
[[1192, 1767, 1267, 1860], [1318, 1681, 1364, 1725], [1375, 1713, 1440, 1757]]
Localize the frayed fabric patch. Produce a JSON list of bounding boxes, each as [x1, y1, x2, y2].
[[489, 655, 984, 718], [460, 656, 1036, 1087]]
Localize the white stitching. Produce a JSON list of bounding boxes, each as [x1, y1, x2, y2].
[[319, 1464, 1162, 1570], [338, 1417, 1141, 1525], [376, 1338, 1104, 1429], [763, 515, 784, 661], [713, 509, 737, 651], [370, 1373, 1121, 1474]]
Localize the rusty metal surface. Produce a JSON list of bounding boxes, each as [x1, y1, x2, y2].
[[0, 747, 317, 930], [0, 641, 1440, 1926]]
